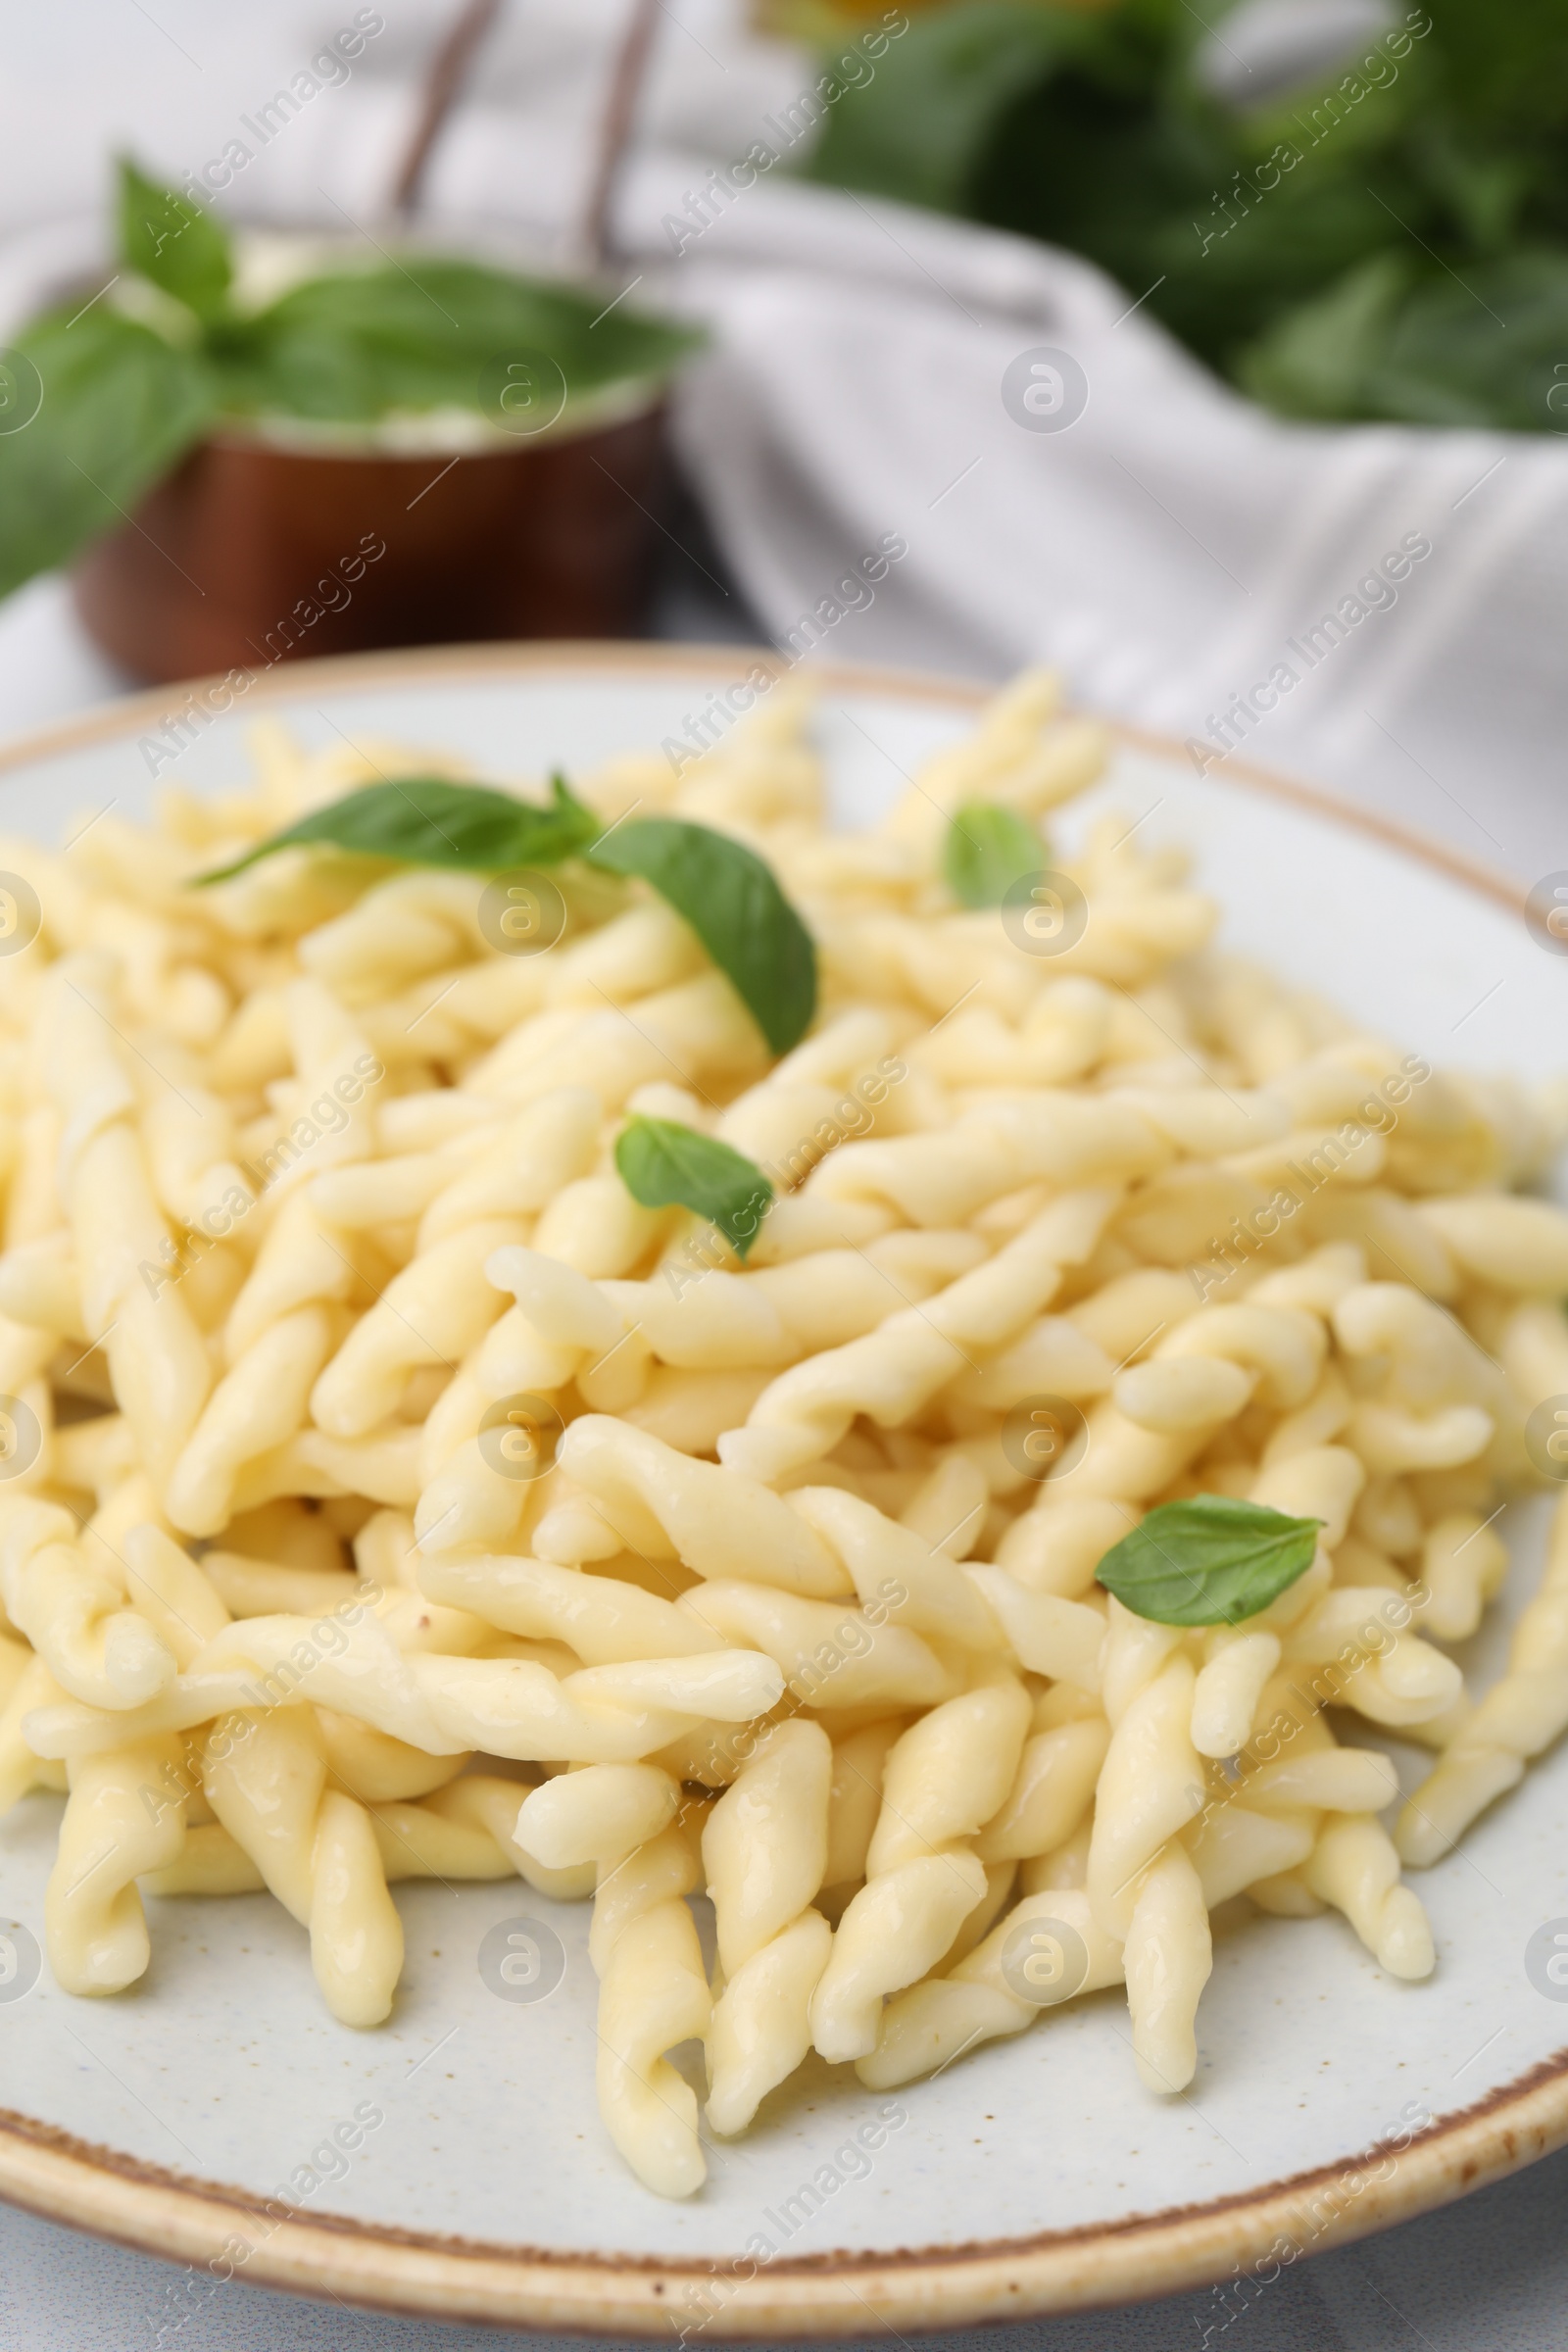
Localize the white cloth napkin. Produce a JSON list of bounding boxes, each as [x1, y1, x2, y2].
[[1, 0, 1562, 879]]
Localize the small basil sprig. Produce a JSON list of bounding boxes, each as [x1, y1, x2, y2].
[[1096, 1495, 1322, 1627], [194, 773, 817, 1054], [615, 1116, 772, 1259], [944, 802, 1045, 907], [194, 773, 601, 882]]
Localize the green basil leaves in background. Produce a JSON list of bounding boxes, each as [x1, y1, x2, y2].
[[0, 158, 703, 599], [812, 1, 1077, 219], [0, 308, 213, 601], [195, 775, 818, 1056], [117, 157, 233, 320], [807, 0, 1568, 434], [591, 816, 816, 1055], [220, 260, 702, 426], [195, 773, 603, 883], [615, 1117, 773, 1258], [1096, 1494, 1322, 1626], [944, 802, 1045, 906], [1238, 250, 1568, 430]]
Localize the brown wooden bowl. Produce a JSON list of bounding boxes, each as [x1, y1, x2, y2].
[[71, 402, 668, 684]]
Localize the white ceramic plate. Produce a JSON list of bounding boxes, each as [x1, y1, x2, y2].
[[0, 644, 1565, 2337]]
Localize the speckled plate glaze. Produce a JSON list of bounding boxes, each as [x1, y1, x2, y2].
[[0, 644, 1564, 2337]]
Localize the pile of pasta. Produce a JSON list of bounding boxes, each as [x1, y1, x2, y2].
[[2, 669, 1567, 2200]]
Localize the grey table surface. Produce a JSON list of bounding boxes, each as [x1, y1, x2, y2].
[[1, 506, 1565, 2352]]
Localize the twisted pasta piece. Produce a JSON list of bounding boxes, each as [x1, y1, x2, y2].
[[959, 1566, 1107, 1689], [810, 1682, 1028, 2063], [165, 1305, 336, 1537], [786, 1486, 1000, 1649], [911, 977, 1112, 1092], [857, 1887, 1125, 2089], [148, 1774, 589, 1899], [45, 1732, 189, 1993], [703, 1720, 833, 2134], [307, 1131, 492, 1235], [712, 1007, 898, 1169], [468, 972, 764, 1114], [1076, 1633, 1215, 2085], [202, 1705, 403, 2026], [418, 1550, 731, 1664], [1122, 1843, 1212, 2092], [0, 1495, 176, 1709], [1329, 1282, 1498, 1475], [720, 1190, 1119, 1484], [876, 668, 1102, 854], [406, 1225, 654, 1555], [591, 1816, 712, 2198], [975, 1715, 1110, 1863], [553, 1418, 851, 1596], [417, 1087, 603, 1249], [1497, 1298, 1568, 1425], [1303, 1814, 1434, 1978], [1186, 1795, 1317, 1911], [0, 1645, 67, 1809], [1113, 1300, 1326, 1434], [811, 1097, 1162, 1225], [138, 1054, 256, 1239], [39, 959, 214, 1493], [220, 1188, 360, 1362], [25, 1610, 785, 1767], [1280, 1587, 1461, 1729], [1188, 1616, 1280, 1750], [361, 900, 710, 1069], [1087, 1652, 1204, 1931], [368, 1777, 592, 1892], [514, 1761, 681, 1871], [1415, 1195, 1568, 1293], [680, 1582, 954, 1712], [1397, 1490, 1568, 1863], [312, 1217, 528, 1438], [1418, 1512, 1509, 1642]]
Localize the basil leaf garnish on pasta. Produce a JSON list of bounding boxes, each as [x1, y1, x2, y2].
[[194, 773, 601, 882], [196, 777, 818, 1053], [589, 816, 817, 1054], [1095, 1495, 1322, 1626], [944, 802, 1045, 907], [615, 1116, 773, 1259]]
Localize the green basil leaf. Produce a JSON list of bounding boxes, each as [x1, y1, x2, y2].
[[220, 260, 703, 423], [1235, 254, 1417, 423], [1240, 249, 1568, 432], [117, 157, 232, 318], [0, 306, 214, 601], [808, 2, 1077, 214], [1095, 1495, 1322, 1627], [589, 816, 816, 1055], [614, 1117, 773, 1259], [944, 802, 1045, 907], [802, 0, 1568, 437], [192, 772, 602, 884]]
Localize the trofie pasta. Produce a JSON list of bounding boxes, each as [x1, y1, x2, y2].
[[0, 670, 1564, 2199]]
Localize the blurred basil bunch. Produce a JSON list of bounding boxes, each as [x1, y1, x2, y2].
[[0, 159, 702, 602], [807, 0, 1568, 430]]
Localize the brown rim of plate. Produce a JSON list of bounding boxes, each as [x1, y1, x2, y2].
[[0, 641, 1550, 2336]]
